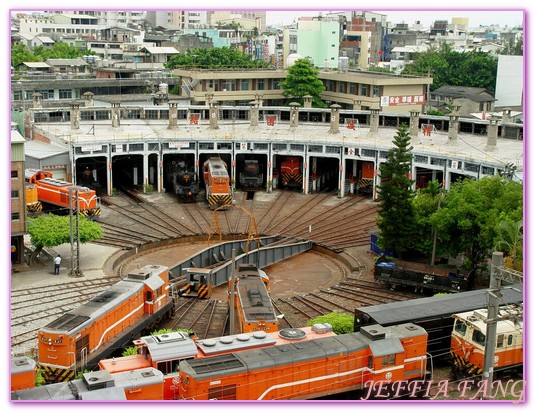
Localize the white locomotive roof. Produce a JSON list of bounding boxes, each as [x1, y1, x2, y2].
[[454, 305, 523, 334], [141, 332, 198, 362]]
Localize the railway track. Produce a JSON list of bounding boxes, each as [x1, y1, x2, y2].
[[13, 191, 404, 359], [10, 276, 121, 357]]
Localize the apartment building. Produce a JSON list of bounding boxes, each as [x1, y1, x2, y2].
[[11, 126, 27, 266]]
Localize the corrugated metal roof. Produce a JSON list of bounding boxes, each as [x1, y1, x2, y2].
[[25, 140, 68, 160], [139, 46, 179, 55], [46, 58, 88, 66], [22, 61, 51, 69]]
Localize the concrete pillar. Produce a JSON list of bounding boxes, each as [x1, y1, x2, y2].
[[111, 101, 121, 128], [32, 92, 42, 108], [209, 103, 219, 130], [485, 116, 499, 151], [448, 114, 459, 142], [143, 153, 149, 193], [205, 93, 214, 105], [83, 92, 94, 107], [249, 100, 259, 128], [289, 102, 300, 129], [369, 107, 380, 134], [303, 95, 313, 108], [168, 101, 178, 129], [501, 109, 511, 137], [502, 108, 512, 123], [70, 103, 80, 130], [329, 104, 341, 134], [254, 93, 264, 107], [409, 110, 420, 138]]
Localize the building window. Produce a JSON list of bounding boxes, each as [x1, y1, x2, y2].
[[11, 190, 19, 198], [241, 79, 249, 91], [40, 89, 55, 99], [372, 85, 379, 97], [11, 170, 18, 178], [12, 212, 20, 221], [273, 80, 281, 90], [59, 89, 72, 99], [360, 84, 368, 96], [257, 79, 265, 90]]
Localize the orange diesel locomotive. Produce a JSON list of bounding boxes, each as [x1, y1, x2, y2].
[[450, 305, 523, 378], [178, 322, 428, 400], [228, 263, 279, 334], [38, 265, 174, 383], [203, 157, 232, 209], [98, 326, 336, 400], [12, 367, 165, 401], [25, 169, 101, 218], [11, 357, 37, 392]]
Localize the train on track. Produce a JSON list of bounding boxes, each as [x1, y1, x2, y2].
[[229, 263, 278, 334], [178, 268, 213, 299], [97, 325, 335, 400], [450, 305, 523, 378], [13, 325, 336, 401], [25, 169, 101, 219], [12, 366, 165, 401], [239, 159, 263, 191], [203, 157, 233, 209], [373, 255, 475, 294], [280, 156, 303, 189], [178, 322, 428, 400], [37, 265, 174, 383], [354, 285, 523, 361], [167, 160, 200, 203], [13, 286, 524, 401]]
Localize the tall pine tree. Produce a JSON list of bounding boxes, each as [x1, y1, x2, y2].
[[376, 123, 417, 258]]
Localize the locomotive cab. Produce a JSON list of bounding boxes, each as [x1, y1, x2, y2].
[[450, 306, 523, 378], [180, 268, 213, 299]]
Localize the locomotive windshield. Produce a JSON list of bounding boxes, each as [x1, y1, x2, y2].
[[454, 319, 467, 336], [472, 329, 486, 346]]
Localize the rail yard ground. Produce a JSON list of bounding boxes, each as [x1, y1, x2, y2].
[[9, 190, 524, 402]]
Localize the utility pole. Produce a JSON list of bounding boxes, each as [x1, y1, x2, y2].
[[229, 248, 236, 335], [430, 187, 442, 265], [482, 251, 523, 399], [69, 187, 84, 277]]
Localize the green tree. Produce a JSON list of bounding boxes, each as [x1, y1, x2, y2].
[[11, 43, 39, 68], [165, 47, 268, 70], [412, 180, 444, 258], [280, 58, 326, 107], [402, 43, 498, 93], [376, 124, 417, 258], [27, 214, 103, 265], [11, 43, 96, 69], [431, 176, 523, 272], [307, 312, 354, 335], [494, 219, 523, 271]]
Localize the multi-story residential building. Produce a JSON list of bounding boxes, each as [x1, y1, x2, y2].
[[11, 125, 27, 267], [382, 23, 421, 62], [297, 16, 342, 69], [146, 11, 209, 30], [339, 11, 386, 67], [18, 13, 103, 39], [208, 11, 266, 31], [44, 10, 146, 29]]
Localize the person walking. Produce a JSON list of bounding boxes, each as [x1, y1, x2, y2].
[[54, 255, 61, 275]]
